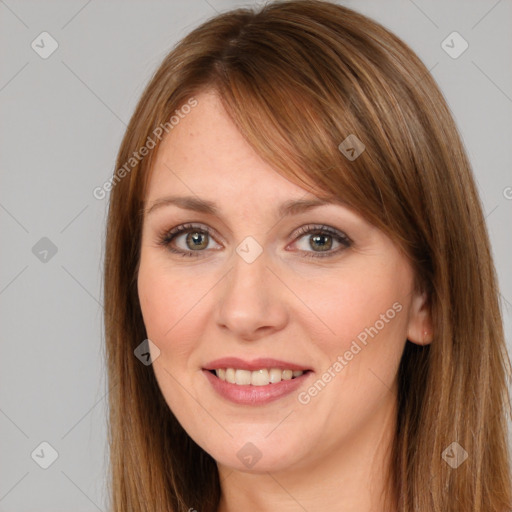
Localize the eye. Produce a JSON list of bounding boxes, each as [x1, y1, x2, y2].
[[157, 223, 352, 259], [157, 223, 220, 257], [289, 224, 352, 259]]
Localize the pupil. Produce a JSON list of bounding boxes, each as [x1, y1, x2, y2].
[[311, 234, 331, 251], [187, 232, 208, 250]]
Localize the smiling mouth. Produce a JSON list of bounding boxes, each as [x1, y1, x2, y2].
[[208, 368, 311, 386]]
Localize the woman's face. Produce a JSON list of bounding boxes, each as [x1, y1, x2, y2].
[[137, 89, 430, 474]]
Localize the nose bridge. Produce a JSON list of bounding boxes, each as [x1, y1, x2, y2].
[[215, 239, 288, 338], [225, 240, 271, 310]]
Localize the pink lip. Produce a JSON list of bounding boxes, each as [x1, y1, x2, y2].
[[202, 368, 313, 405], [203, 357, 311, 372]]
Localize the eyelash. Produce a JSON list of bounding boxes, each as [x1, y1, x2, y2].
[[157, 223, 352, 259]]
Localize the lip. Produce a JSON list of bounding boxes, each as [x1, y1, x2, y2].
[[203, 357, 312, 372], [202, 367, 313, 406]]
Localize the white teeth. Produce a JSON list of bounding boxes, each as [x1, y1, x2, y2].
[[214, 368, 305, 385], [235, 369, 252, 385], [269, 368, 282, 384], [225, 368, 236, 384], [251, 369, 269, 386], [282, 369, 293, 380]]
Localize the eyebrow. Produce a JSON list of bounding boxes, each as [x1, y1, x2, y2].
[[143, 195, 343, 218]]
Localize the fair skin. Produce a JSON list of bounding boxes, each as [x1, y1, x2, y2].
[[137, 89, 432, 512]]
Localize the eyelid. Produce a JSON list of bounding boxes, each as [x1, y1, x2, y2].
[[158, 222, 221, 247], [289, 224, 351, 244]]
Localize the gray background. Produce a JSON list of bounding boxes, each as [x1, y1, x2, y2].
[[1, 0, 511, 510]]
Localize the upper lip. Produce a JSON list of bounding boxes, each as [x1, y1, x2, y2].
[[203, 357, 312, 372]]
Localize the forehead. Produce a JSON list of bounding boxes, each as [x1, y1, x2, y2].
[[145, 90, 328, 207]]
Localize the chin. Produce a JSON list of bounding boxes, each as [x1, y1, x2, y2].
[[215, 448, 296, 474], [198, 431, 307, 474]]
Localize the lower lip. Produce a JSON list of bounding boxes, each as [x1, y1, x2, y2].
[[203, 370, 312, 405]]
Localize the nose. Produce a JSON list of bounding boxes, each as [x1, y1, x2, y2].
[[215, 247, 289, 341]]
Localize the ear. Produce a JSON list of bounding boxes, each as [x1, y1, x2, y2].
[[406, 289, 433, 346]]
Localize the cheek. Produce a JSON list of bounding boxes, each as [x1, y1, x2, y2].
[[306, 264, 410, 413], [137, 249, 222, 373], [138, 268, 170, 339], [299, 259, 410, 360], [137, 252, 194, 349], [291, 268, 409, 441]]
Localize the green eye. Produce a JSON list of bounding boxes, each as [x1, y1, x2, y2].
[[290, 224, 351, 259], [158, 223, 351, 259]]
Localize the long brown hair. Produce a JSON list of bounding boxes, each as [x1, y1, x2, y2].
[[103, 1, 512, 510]]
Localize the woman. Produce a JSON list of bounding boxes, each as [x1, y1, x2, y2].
[[103, 1, 512, 510]]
